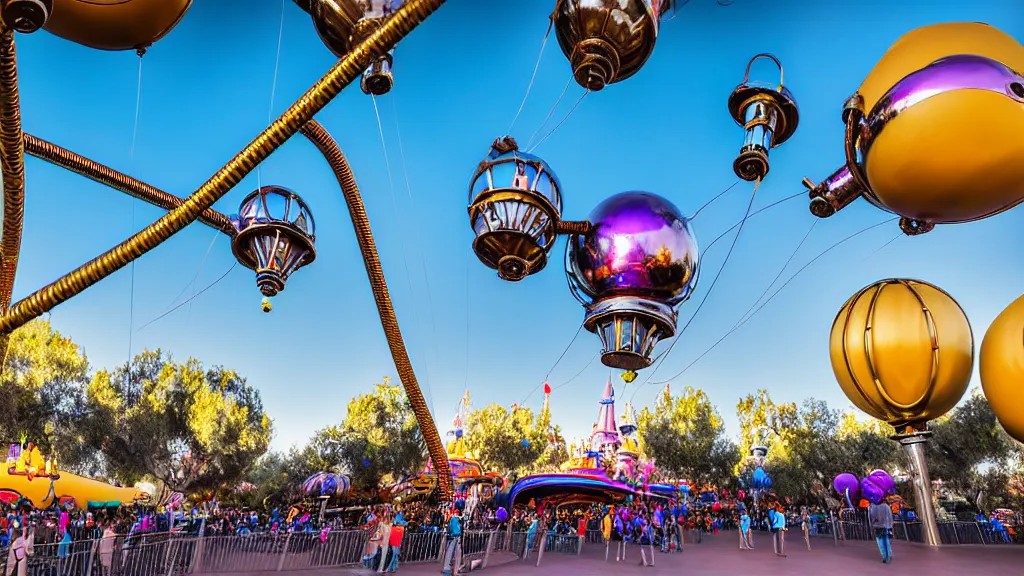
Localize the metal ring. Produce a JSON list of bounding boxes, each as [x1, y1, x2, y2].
[[1007, 80, 1024, 103]]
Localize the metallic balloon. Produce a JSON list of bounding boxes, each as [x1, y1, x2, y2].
[[979, 293, 1024, 444], [468, 137, 562, 282], [43, 0, 192, 51], [552, 0, 668, 91], [230, 186, 317, 298], [1, 0, 53, 33], [296, 0, 396, 95], [805, 22, 1024, 236], [829, 279, 974, 431], [726, 54, 799, 182], [566, 192, 698, 370]]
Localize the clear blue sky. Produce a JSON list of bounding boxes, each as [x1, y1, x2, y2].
[[14, 0, 1024, 452]]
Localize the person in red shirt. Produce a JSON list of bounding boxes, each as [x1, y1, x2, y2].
[[576, 514, 588, 555], [384, 514, 406, 573]]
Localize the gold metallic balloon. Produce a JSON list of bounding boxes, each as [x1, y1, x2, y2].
[[979, 293, 1024, 443], [805, 22, 1024, 236], [829, 279, 974, 430], [43, 0, 192, 52], [552, 0, 667, 91]]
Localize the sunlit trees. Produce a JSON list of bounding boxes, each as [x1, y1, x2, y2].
[[0, 319, 95, 472], [297, 379, 426, 491], [82, 349, 272, 495], [638, 386, 739, 486], [464, 403, 547, 473]]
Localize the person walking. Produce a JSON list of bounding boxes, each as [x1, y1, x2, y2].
[[442, 506, 463, 575], [769, 505, 786, 557], [868, 500, 893, 564], [800, 506, 811, 551], [739, 509, 752, 550], [5, 525, 28, 576], [385, 514, 405, 573], [601, 508, 613, 561]]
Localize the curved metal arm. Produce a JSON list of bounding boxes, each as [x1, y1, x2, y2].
[[23, 134, 236, 236], [0, 0, 447, 337], [742, 53, 785, 88], [300, 120, 453, 502], [0, 30, 25, 313]]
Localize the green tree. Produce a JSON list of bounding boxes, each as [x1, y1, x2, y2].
[[322, 378, 427, 490], [0, 319, 95, 472], [534, 424, 569, 472], [464, 403, 546, 473], [927, 391, 1022, 499], [638, 386, 739, 485], [83, 349, 272, 495]]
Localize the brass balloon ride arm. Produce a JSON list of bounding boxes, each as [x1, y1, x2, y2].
[[0, 0, 447, 337], [23, 134, 237, 237], [299, 120, 454, 502], [0, 29, 26, 313], [0, 0, 452, 500]]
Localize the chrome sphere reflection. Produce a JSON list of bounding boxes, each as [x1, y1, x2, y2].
[[297, 0, 397, 96], [468, 137, 562, 282], [567, 192, 699, 370], [553, 0, 667, 91], [231, 186, 317, 298]]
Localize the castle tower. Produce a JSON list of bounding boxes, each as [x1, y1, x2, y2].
[[590, 377, 621, 454]]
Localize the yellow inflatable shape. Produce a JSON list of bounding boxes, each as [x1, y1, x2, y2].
[[980, 293, 1024, 444], [863, 23, 1024, 225], [859, 22, 1024, 112], [829, 279, 974, 429], [0, 466, 147, 510]]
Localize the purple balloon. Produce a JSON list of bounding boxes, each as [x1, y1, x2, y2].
[[868, 470, 896, 495], [495, 507, 508, 522], [567, 192, 700, 304], [833, 473, 860, 500], [860, 477, 885, 505]]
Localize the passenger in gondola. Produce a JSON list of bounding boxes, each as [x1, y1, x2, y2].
[[512, 163, 530, 190]]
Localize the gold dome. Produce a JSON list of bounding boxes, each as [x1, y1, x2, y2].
[[44, 0, 192, 52], [829, 279, 974, 430], [980, 293, 1024, 444]]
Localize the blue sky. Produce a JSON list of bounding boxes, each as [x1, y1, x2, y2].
[[14, 0, 1024, 452]]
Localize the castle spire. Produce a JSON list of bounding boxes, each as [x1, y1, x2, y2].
[[590, 376, 620, 453]]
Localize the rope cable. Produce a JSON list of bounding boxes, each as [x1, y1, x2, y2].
[[649, 217, 898, 386], [520, 321, 586, 405], [126, 53, 144, 367], [640, 178, 761, 385], [135, 264, 238, 333], [529, 89, 589, 152], [526, 77, 572, 149], [507, 21, 554, 135], [371, 95, 434, 413], [257, 0, 287, 192]]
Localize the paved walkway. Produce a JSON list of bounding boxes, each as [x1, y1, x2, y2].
[[212, 533, 1024, 576]]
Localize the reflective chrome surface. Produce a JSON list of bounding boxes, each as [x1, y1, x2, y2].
[[860, 55, 1024, 170], [231, 186, 317, 297], [566, 192, 698, 304], [566, 192, 699, 370], [361, 49, 395, 95], [308, 0, 365, 58], [805, 165, 866, 218], [553, 0, 667, 91], [468, 139, 562, 281], [727, 54, 800, 181]]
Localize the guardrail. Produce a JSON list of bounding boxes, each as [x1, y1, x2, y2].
[[0, 528, 503, 575], [815, 509, 1019, 546]]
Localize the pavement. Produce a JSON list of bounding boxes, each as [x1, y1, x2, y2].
[[209, 532, 1024, 576]]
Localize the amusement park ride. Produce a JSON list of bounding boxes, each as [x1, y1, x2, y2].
[[0, 0, 1016, 546]]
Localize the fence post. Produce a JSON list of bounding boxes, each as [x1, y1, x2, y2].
[[829, 511, 838, 546], [437, 535, 446, 563], [277, 532, 292, 572], [900, 515, 909, 541], [505, 522, 513, 552], [84, 538, 100, 576], [975, 522, 987, 545], [190, 532, 206, 575], [482, 530, 495, 569], [535, 533, 546, 567]]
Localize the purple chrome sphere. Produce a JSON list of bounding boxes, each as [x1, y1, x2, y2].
[[566, 192, 699, 371], [567, 192, 699, 304]]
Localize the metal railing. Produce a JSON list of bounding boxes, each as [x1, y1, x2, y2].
[[0, 528, 504, 575], [825, 509, 1020, 546]]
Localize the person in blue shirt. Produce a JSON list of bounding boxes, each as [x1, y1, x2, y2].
[[769, 504, 787, 557], [526, 514, 539, 552], [739, 508, 752, 550], [442, 506, 463, 575]]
